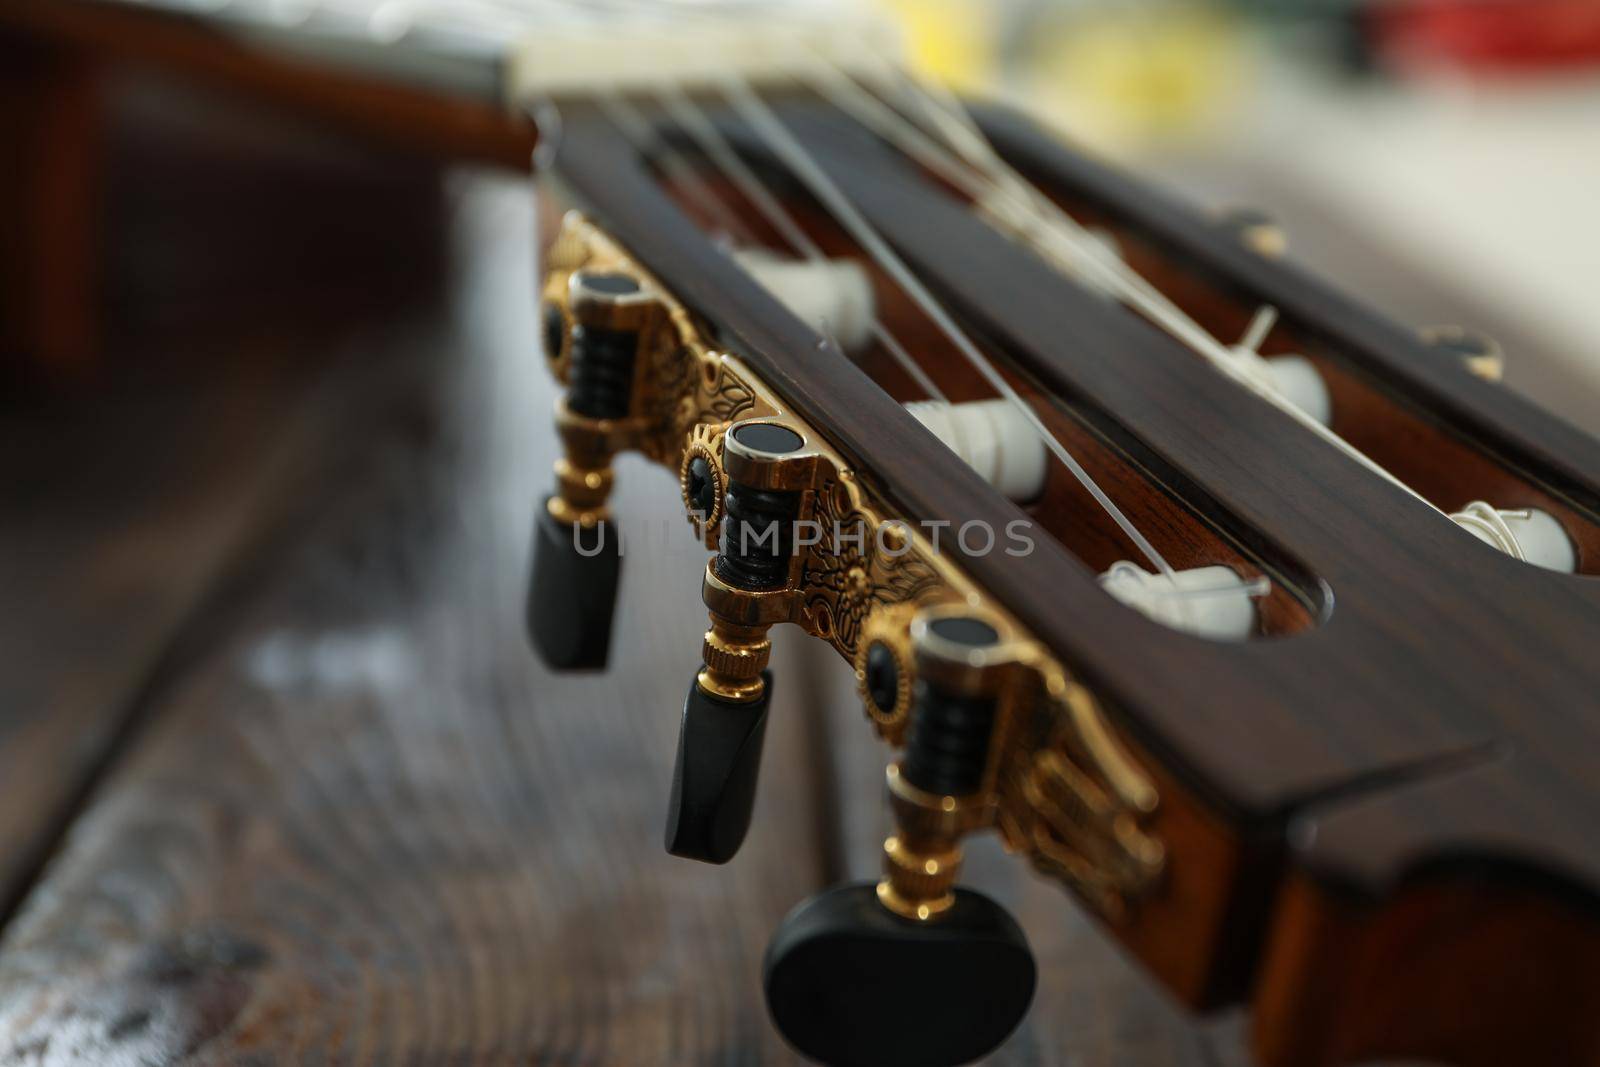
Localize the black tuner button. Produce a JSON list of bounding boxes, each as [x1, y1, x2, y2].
[[541, 300, 566, 363], [864, 641, 899, 716], [764, 882, 1036, 1067], [573, 270, 640, 298], [526, 496, 621, 670], [728, 420, 805, 456], [684, 453, 718, 519], [665, 671, 773, 864]]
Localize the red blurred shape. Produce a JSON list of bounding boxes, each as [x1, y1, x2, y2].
[[1375, 0, 1600, 73]]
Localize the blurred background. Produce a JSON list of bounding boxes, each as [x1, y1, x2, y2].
[[886, 0, 1600, 429]]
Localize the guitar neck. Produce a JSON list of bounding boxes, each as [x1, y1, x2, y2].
[[0, 0, 535, 165]]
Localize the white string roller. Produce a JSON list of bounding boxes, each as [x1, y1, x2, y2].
[[733, 250, 877, 355], [905, 398, 1049, 503]]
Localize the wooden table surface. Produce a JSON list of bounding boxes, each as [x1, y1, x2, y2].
[[0, 87, 1249, 1065]]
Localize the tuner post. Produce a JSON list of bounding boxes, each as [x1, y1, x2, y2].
[[527, 268, 661, 671], [876, 605, 1013, 922], [548, 268, 659, 522], [1217, 206, 1288, 259], [689, 418, 820, 701], [1421, 324, 1505, 383]]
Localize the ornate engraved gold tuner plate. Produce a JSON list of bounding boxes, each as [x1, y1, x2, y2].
[[539, 210, 1165, 921]]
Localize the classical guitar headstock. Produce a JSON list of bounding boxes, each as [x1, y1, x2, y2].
[[514, 17, 1600, 1067], [20, 0, 1597, 1063]]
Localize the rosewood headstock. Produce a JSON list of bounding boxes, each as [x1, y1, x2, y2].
[[523, 92, 1600, 1067]]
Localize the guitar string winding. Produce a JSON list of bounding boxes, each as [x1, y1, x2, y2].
[[648, 86, 948, 405], [627, 89, 1305, 604], [1449, 502, 1531, 561], [597, 91, 957, 428]]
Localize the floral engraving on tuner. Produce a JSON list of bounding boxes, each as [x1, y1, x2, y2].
[[799, 476, 943, 658]]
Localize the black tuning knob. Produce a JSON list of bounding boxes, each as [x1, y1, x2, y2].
[[765, 606, 1036, 1065], [665, 669, 773, 864], [763, 882, 1035, 1067], [526, 498, 621, 670]]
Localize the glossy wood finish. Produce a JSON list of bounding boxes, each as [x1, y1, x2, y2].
[[0, 0, 535, 169], [0, 33, 102, 376], [0, 0, 532, 377], [550, 99, 1600, 1062]]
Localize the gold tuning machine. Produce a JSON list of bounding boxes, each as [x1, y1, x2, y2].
[[766, 603, 1040, 1066], [526, 267, 663, 671], [667, 417, 826, 862], [875, 604, 1025, 921], [531, 213, 1170, 1067]]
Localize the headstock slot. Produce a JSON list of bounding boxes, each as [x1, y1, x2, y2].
[[636, 94, 1327, 640], [973, 107, 1600, 578]]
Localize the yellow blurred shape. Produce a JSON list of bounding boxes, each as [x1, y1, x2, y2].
[[877, 0, 995, 91], [1033, 8, 1244, 150]]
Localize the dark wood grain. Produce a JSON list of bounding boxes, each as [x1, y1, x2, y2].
[[0, 0, 533, 379], [0, 369, 370, 923], [0, 32, 102, 377], [978, 104, 1600, 521], [0, 0, 535, 170]]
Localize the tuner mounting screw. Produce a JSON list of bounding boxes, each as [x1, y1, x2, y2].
[[1420, 324, 1504, 383], [679, 425, 726, 548], [855, 604, 917, 744], [1217, 206, 1287, 259], [542, 300, 567, 371], [866, 644, 898, 713]]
